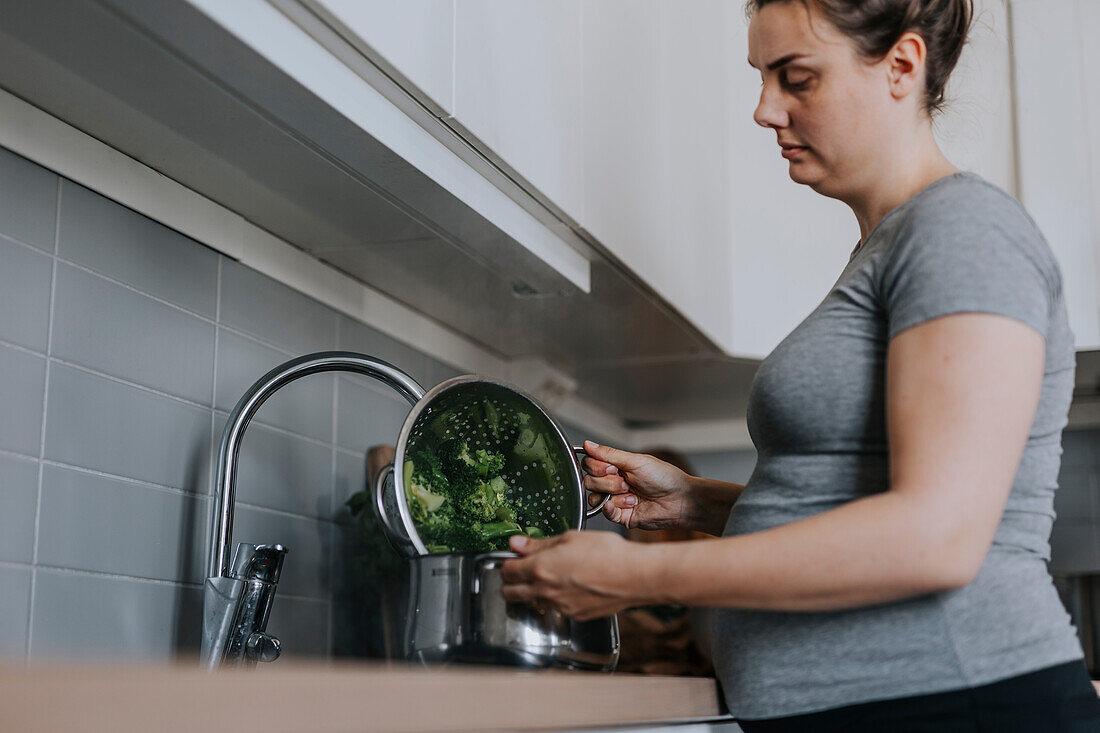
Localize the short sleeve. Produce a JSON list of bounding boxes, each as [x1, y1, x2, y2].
[[878, 181, 1059, 341]]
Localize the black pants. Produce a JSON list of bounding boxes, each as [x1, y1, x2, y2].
[[737, 660, 1100, 733]]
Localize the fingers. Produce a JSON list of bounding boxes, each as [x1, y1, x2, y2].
[[507, 532, 567, 557], [583, 440, 641, 472], [602, 498, 636, 527], [500, 583, 536, 604], [583, 474, 631, 495], [508, 535, 536, 555], [587, 488, 638, 509], [582, 455, 618, 476]]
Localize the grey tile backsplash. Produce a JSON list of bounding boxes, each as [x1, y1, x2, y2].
[[57, 180, 219, 318], [0, 147, 458, 664], [0, 566, 32, 658], [0, 453, 38, 564], [0, 235, 52, 352], [51, 262, 216, 404], [0, 146, 57, 253], [2, 144, 1099, 669], [0, 344, 46, 457]]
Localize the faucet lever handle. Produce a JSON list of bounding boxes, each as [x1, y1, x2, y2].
[[230, 542, 288, 583], [246, 632, 282, 663]]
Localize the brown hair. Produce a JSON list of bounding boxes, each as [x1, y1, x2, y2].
[[745, 0, 973, 116]]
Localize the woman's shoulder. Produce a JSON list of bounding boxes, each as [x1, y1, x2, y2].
[[880, 172, 1058, 275], [899, 173, 1044, 245], [869, 173, 1066, 340]]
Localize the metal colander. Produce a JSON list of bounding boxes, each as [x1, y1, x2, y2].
[[373, 376, 606, 556]]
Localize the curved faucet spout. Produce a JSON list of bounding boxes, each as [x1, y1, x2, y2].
[[208, 351, 425, 580]]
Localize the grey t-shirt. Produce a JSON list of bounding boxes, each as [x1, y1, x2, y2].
[[713, 173, 1084, 720]]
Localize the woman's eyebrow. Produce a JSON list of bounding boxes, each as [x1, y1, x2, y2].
[[748, 52, 810, 71]]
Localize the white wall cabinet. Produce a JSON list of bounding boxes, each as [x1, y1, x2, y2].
[[451, 0, 585, 226], [292, 0, 1093, 358], [1010, 0, 1100, 350], [580, 0, 736, 352], [305, 0, 455, 115]]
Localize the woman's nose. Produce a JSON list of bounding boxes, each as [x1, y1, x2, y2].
[[753, 85, 789, 129]]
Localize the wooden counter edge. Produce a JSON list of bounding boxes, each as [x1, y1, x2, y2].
[[0, 661, 725, 733]]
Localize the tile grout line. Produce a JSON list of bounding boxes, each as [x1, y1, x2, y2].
[[50, 356, 213, 411], [38, 249, 339, 373], [0, 336, 46, 360], [26, 175, 63, 660], [0, 446, 39, 464], [38, 459, 212, 500], [234, 499, 345, 523], [0, 559, 35, 572], [28, 562, 329, 604], [33, 563, 205, 590], [206, 255, 224, 582], [328, 314, 341, 656], [37, 354, 338, 450], [52, 256, 218, 326], [0, 229, 51, 257], [330, 315, 341, 518]]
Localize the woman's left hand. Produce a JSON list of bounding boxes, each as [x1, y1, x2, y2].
[[499, 531, 650, 621]]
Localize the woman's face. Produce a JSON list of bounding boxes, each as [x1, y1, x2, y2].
[[748, 1, 896, 199]]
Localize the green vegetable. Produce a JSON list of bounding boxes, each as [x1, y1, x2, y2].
[[479, 520, 524, 540], [474, 448, 506, 478], [405, 438, 550, 553]]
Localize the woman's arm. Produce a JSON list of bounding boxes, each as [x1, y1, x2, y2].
[[682, 476, 746, 535], [503, 312, 1045, 617], [581, 443, 744, 535]]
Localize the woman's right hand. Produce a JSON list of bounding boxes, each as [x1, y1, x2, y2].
[[581, 440, 694, 531]]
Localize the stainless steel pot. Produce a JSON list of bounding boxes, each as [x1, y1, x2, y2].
[[370, 374, 619, 671], [403, 551, 619, 671]]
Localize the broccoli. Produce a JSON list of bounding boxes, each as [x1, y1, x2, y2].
[[403, 435, 551, 553], [407, 451, 449, 495], [437, 439, 480, 488], [404, 456, 448, 523], [474, 448, 506, 478], [462, 475, 509, 522]]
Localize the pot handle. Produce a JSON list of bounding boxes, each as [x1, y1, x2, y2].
[[574, 446, 610, 519], [372, 463, 405, 546], [470, 551, 520, 595]]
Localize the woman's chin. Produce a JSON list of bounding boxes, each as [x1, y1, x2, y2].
[[787, 161, 824, 187]]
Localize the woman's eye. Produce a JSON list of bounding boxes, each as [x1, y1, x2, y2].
[[782, 73, 811, 90]]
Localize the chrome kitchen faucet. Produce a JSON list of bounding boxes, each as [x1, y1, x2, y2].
[[200, 352, 424, 669]]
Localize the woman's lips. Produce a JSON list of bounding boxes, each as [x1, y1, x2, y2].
[[781, 145, 808, 159]]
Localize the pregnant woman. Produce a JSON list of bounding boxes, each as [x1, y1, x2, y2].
[[500, 0, 1100, 729]]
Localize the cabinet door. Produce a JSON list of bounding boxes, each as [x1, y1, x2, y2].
[[306, 0, 455, 115], [582, 0, 735, 352], [452, 0, 585, 224], [1011, 0, 1100, 349]]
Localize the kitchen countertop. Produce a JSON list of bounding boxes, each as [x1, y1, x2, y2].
[[0, 661, 725, 733]]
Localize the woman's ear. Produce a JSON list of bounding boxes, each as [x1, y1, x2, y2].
[[886, 31, 928, 105]]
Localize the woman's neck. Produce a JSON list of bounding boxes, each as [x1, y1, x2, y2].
[[848, 129, 959, 243]]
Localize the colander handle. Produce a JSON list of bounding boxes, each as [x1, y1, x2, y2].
[[372, 463, 405, 545], [574, 446, 611, 519]]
